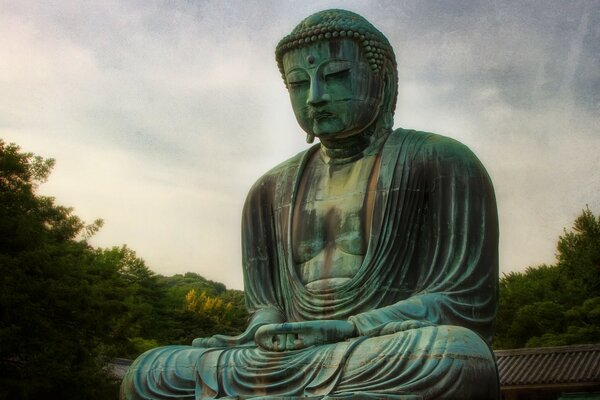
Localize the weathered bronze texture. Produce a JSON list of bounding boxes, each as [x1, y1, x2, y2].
[[121, 9, 500, 399]]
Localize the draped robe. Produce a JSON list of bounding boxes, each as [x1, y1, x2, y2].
[[121, 128, 500, 400]]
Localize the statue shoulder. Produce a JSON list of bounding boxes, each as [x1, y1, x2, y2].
[[391, 128, 484, 167], [244, 146, 314, 207], [253, 147, 311, 187]]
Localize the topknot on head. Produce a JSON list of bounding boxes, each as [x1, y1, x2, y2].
[[275, 9, 397, 82]]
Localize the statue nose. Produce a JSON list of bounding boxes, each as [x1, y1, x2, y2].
[[307, 79, 330, 106]]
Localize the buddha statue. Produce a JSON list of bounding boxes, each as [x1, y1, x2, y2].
[[121, 9, 500, 399]]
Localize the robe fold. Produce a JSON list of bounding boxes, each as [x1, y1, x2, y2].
[[121, 128, 500, 400], [243, 128, 498, 340]]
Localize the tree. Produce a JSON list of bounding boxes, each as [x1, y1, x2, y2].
[[93, 245, 164, 357], [0, 141, 125, 398], [556, 207, 600, 305], [0, 140, 252, 398], [148, 273, 248, 347], [494, 207, 600, 349]]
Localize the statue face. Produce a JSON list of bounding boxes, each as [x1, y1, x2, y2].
[[282, 39, 384, 140]]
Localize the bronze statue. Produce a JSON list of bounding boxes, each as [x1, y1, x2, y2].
[[121, 9, 500, 399]]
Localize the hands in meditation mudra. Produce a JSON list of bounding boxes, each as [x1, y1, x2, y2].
[[121, 9, 500, 400]]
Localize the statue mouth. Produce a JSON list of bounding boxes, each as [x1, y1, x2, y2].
[[311, 111, 334, 121]]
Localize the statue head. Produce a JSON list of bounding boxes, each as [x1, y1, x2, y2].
[[276, 9, 398, 143]]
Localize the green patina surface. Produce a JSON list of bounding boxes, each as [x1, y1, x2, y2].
[[121, 9, 500, 400]]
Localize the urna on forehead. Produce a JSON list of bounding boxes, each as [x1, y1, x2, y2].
[[275, 9, 397, 80]]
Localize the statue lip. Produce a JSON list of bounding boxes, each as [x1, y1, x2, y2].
[[311, 110, 334, 121]]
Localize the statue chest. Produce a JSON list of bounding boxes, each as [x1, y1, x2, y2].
[[292, 151, 379, 289]]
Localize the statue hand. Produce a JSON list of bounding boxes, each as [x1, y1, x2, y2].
[[379, 319, 434, 336], [192, 324, 258, 348], [254, 320, 356, 351]]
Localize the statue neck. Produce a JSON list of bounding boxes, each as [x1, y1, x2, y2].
[[319, 127, 389, 165]]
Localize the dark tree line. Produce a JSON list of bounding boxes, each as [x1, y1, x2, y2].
[[0, 141, 246, 399], [93, 246, 247, 359], [494, 207, 600, 349]]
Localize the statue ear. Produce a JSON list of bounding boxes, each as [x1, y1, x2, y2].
[[380, 65, 396, 130]]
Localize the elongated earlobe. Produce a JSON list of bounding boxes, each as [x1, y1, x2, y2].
[[383, 111, 394, 131], [381, 65, 397, 130], [306, 133, 315, 143]]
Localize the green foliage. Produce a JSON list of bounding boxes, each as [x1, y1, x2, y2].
[[0, 140, 251, 397], [495, 207, 600, 349], [0, 141, 123, 398], [556, 208, 600, 305], [89, 249, 249, 356], [128, 337, 160, 355], [185, 288, 247, 330], [148, 273, 247, 347], [92, 245, 163, 358]]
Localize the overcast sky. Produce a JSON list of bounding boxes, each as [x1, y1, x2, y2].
[[2, 0, 598, 289]]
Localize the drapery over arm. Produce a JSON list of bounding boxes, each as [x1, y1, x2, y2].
[[241, 174, 286, 329], [349, 134, 499, 343]]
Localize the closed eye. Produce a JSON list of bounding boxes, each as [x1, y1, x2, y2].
[[286, 70, 310, 89], [288, 79, 309, 88], [322, 60, 352, 80], [324, 68, 350, 80]]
